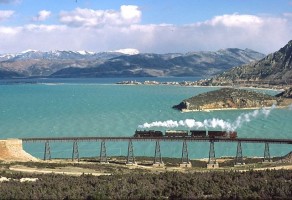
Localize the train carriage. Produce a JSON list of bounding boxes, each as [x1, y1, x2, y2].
[[190, 130, 207, 137], [134, 130, 163, 137], [229, 131, 237, 139], [165, 130, 188, 137], [208, 131, 228, 138]]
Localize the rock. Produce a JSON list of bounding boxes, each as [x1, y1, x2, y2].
[[277, 151, 292, 163], [0, 139, 38, 162], [275, 87, 292, 98]]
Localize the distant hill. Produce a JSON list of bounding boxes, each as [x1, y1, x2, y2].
[[205, 40, 292, 87], [0, 50, 123, 78], [51, 48, 264, 78], [0, 48, 265, 78], [0, 69, 22, 79]]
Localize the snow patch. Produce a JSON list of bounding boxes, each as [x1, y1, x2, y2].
[[76, 50, 95, 55], [20, 49, 38, 54], [111, 48, 139, 55], [0, 54, 15, 59]]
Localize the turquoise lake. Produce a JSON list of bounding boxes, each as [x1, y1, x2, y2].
[[0, 77, 291, 160]]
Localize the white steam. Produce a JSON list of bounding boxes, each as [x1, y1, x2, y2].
[[138, 105, 276, 131]]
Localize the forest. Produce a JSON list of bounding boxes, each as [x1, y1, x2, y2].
[[0, 169, 292, 199]]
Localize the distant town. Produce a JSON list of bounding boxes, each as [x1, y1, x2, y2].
[[116, 79, 210, 86]]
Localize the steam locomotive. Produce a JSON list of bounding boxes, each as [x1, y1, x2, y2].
[[134, 130, 237, 139]]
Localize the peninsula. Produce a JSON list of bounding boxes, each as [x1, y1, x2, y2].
[[173, 88, 292, 112]]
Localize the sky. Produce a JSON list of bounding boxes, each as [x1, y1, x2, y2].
[[0, 0, 292, 54]]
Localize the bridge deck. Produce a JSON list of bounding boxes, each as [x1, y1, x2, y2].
[[21, 136, 292, 144]]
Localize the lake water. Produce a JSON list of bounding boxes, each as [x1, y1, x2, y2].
[[0, 77, 291, 160]]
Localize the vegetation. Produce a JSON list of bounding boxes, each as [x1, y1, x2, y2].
[[0, 156, 291, 199], [1, 169, 292, 199]]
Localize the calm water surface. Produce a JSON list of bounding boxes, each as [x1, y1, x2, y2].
[[0, 78, 291, 159]]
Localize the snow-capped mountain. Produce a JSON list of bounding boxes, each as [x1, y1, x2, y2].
[[0, 50, 125, 77], [0, 48, 140, 62], [0, 48, 265, 78], [0, 54, 15, 62], [0, 50, 124, 61]]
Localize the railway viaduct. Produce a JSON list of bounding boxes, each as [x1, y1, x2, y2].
[[21, 136, 292, 168]]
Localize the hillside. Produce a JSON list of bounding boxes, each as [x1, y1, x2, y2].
[[0, 69, 22, 78], [0, 50, 123, 77], [172, 88, 289, 112], [204, 40, 292, 87], [0, 48, 265, 78], [50, 48, 264, 78]]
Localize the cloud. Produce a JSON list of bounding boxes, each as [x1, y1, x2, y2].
[[283, 13, 292, 17], [0, 10, 14, 21], [184, 13, 291, 53], [0, 11, 291, 54], [202, 13, 263, 27], [120, 5, 141, 23], [32, 10, 51, 22], [59, 5, 141, 27]]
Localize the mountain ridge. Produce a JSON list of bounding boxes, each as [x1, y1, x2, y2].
[[203, 40, 292, 87], [0, 48, 265, 78]]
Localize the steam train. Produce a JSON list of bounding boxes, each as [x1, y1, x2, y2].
[[134, 130, 237, 139]]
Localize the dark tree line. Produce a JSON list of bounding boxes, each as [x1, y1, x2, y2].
[[0, 169, 292, 199]]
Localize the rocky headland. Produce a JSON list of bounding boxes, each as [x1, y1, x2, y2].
[[173, 88, 292, 112]]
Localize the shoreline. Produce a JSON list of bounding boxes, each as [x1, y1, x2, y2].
[[116, 80, 288, 91], [180, 105, 290, 113]]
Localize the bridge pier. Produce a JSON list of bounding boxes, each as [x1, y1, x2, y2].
[[100, 140, 108, 164], [180, 140, 192, 168], [234, 141, 245, 166], [44, 140, 51, 161], [126, 139, 137, 165], [72, 140, 79, 162], [263, 142, 271, 162], [207, 140, 219, 168], [153, 140, 164, 167]]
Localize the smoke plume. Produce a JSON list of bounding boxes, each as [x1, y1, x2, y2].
[[138, 105, 276, 131]]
